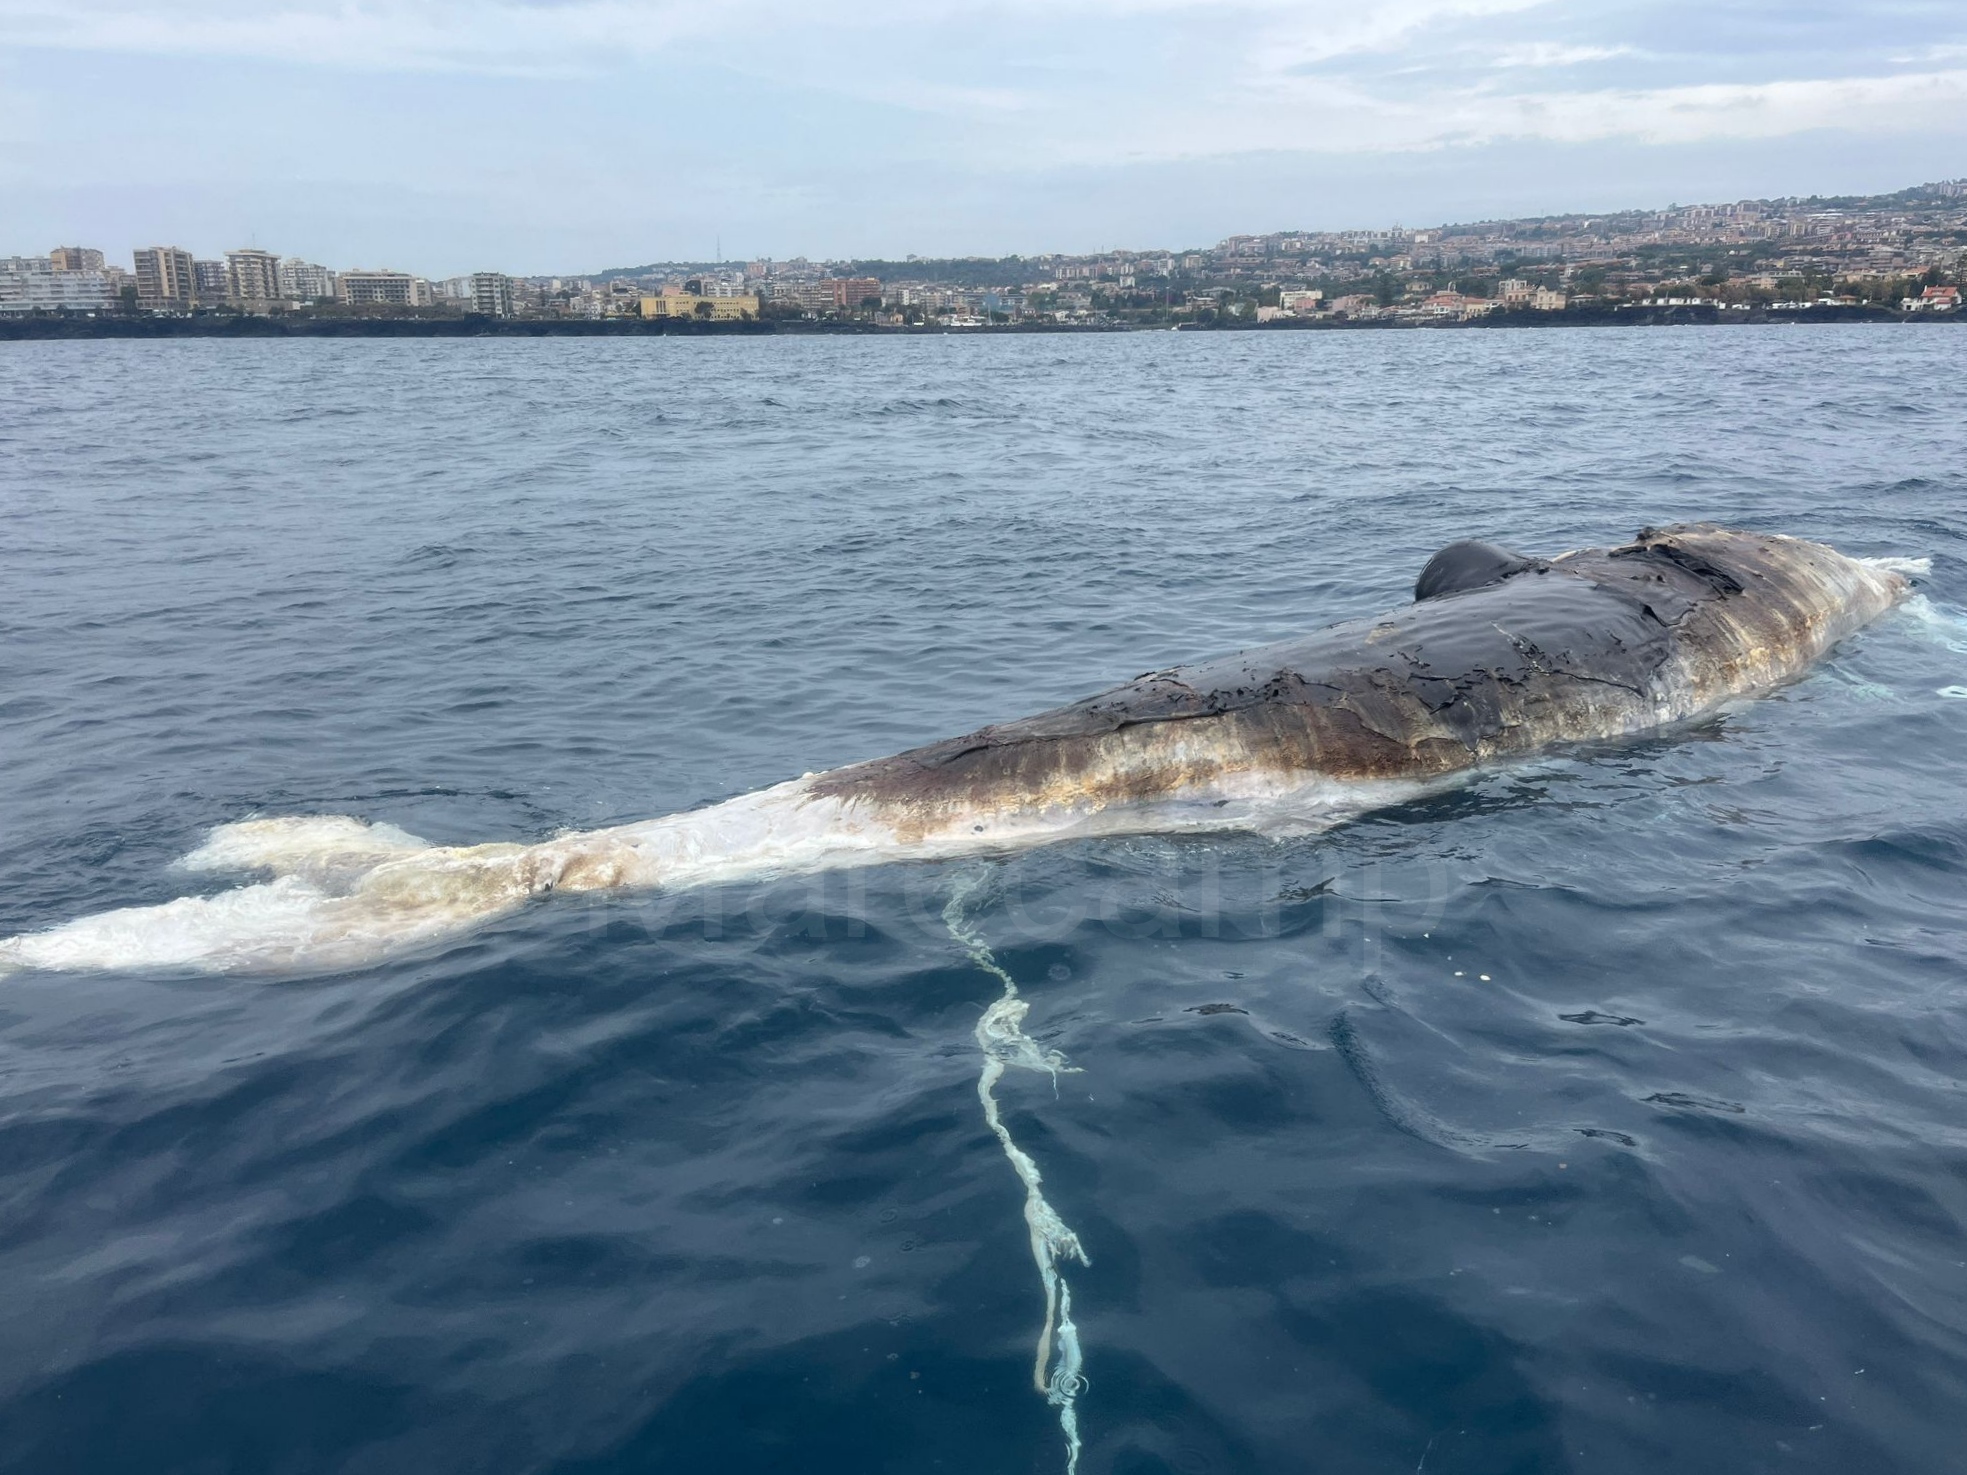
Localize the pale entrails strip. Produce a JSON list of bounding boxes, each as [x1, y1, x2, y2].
[[944, 872, 1090, 1475]]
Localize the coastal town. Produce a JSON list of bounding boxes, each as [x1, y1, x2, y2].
[[5, 177, 1963, 330]]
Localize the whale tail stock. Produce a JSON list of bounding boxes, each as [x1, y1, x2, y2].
[[0, 781, 866, 977], [0, 816, 566, 977]]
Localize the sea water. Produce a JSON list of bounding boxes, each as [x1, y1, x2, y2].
[[1, 327, 1963, 1473]]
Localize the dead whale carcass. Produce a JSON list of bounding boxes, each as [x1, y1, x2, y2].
[[0, 524, 1912, 976]]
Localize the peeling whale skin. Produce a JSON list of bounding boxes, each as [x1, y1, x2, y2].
[[811, 524, 1908, 835]]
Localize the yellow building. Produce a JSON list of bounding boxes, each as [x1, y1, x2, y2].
[[639, 293, 760, 321]]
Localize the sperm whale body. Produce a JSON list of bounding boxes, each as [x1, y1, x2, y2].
[[0, 523, 1913, 976]]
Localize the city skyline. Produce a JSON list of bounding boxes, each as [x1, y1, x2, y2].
[[7, 175, 1961, 328], [3, 0, 1964, 275], [9, 174, 1965, 289]]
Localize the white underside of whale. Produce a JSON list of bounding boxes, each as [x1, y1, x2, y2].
[[0, 766, 1429, 976]]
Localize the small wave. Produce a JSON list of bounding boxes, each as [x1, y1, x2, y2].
[[1901, 593, 1967, 656], [1858, 555, 1932, 578], [1644, 1091, 1745, 1114], [402, 543, 478, 568]]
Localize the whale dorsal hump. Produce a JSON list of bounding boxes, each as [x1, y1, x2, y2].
[[1414, 540, 1544, 602]]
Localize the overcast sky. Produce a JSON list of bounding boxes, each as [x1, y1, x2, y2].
[[3, 1, 1963, 274]]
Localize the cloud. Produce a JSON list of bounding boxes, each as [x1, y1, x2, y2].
[[1086, 66, 1967, 166], [1254, 0, 1553, 73], [0, 1, 679, 75], [1487, 42, 1635, 69], [1489, 68, 1967, 146], [3, 0, 1964, 263], [4, 2, 1962, 120], [0, 1, 1561, 74]]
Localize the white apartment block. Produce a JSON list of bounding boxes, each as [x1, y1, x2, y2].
[[0, 256, 115, 312], [278, 259, 337, 301], [226, 248, 282, 304], [763, 280, 835, 311], [469, 272, 515, 317], [338, 270, 432, 308]]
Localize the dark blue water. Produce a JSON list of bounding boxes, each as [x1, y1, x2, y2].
[[2, 329, 1964, 1474]]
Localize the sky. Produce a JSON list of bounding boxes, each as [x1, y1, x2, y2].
[[2, 0, 1964, 275]]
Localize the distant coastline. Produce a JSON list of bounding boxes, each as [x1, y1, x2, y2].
[[9, 178, 1959, 334], [3, 302, 1957, 341]]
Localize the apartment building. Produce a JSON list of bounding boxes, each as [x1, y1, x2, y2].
[[829, 276, 882, 309], [469, 272, 515, 317], [278, 259, 337, 302], [339, 270, 431, 308], [0, 256, 114, 312], [134, 246, 199, 309], [763, 280, 835, 312], [48, 246, 106, 272], [758, 277, 880, 313], [226, 248, 282, 305]]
